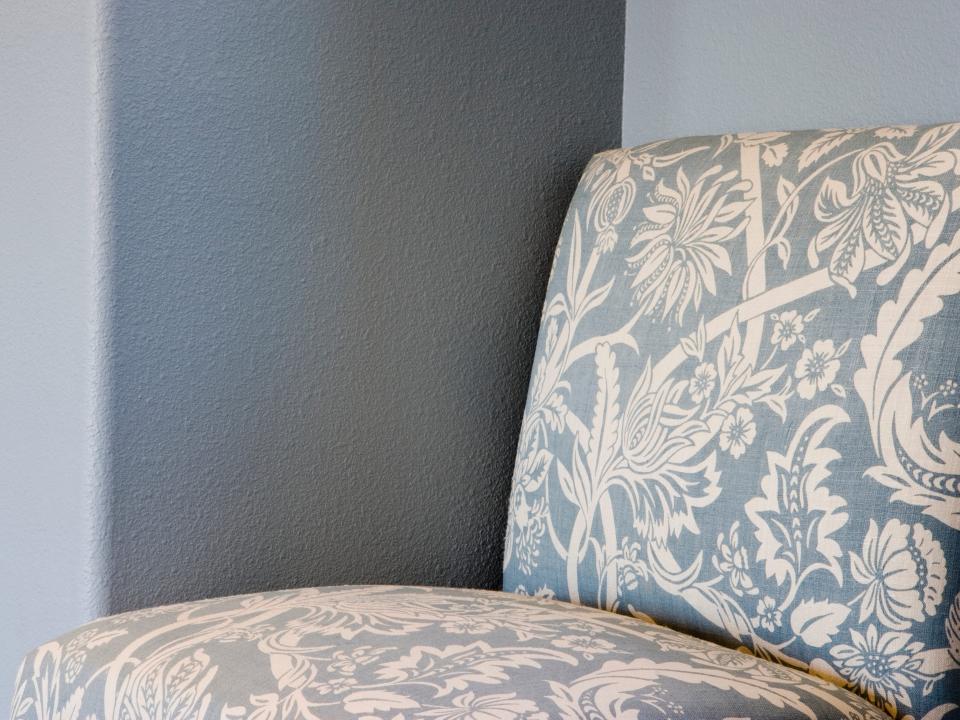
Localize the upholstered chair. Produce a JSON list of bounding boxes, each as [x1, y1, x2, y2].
[[12, 124, 960, 720]]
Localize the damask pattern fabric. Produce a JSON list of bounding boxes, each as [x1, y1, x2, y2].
[[10, 585, 887, 720], [502, 124, 960, 719]]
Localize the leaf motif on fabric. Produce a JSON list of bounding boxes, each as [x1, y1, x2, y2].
[[680, 316, 707, 361], [855, 228, 960, 448], [789, 600, 850, 648], [798, 129, 860, 170], [947, 593, 960, 667], [588, 343, 621, 484], [341, 690, 420, 714], [854, 228, 960, 527], [745, 406, 849, 587]]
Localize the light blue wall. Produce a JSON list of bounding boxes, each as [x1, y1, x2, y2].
[[623, 0, 960, 146], [0, 0, 99, 711]]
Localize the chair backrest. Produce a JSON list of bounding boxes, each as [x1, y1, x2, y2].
[[502, 124, 960, 718]]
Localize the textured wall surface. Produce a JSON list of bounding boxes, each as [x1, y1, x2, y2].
[[0, 0, 98, 710], [101, 0, 625, 612], [623, 0, 960, 146]]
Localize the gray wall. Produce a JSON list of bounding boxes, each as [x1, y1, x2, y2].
[[101, 0, 625, 612], [0, 0, 98, 711], [623, 0, 960, 146]]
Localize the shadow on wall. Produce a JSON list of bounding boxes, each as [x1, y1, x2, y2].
[[101, 0, 625, 612]]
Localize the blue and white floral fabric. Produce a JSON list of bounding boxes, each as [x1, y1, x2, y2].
[[11, 586, 887, 720], [12, 124, 960, 720], [502, 124, 960, 719]]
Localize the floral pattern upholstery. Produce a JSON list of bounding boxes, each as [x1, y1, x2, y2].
[[12, 124, 960, 720], [11, 586, 888, 720], [502, 124, 960, 719]]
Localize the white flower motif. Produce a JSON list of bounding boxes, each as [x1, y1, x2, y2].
[[550, 634, 616, 660], [794, 339, 843, 399], [313, 675, 357, 696], [326, 646, 382, 675], [850, 519, 946, 630], [810, 125, 957, 290], [588, 158, 637, 253], [689, 362, 717, 403], [418, 691, 547, 720], [441, 617, 497, 635], [626, 165, 751, 326], [712, 521, 758, 597], [751, 596, 782, 632], [910, 525, 946, 616], [615, 368, 718, 542], [617, 538, 649, 592], [769, 309, 805, 350], [509, 491, 547, 575], [561, 621, 602, 636], [718, 407, 756, 458], [762, 142, 788, 167], [829, 626, 930, 716]]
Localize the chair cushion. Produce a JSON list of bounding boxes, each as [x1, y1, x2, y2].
[[11, 585, 886, 720], [501, 124, 960, 719]]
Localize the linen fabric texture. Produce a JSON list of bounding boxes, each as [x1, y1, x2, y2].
[[11, 124, 960, 720], [11, 586, 887, 720], [502, 123, 960, 719]]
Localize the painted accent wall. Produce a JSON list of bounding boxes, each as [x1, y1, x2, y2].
[[100, 0, 624, 613], [623, 0, 960, 146]]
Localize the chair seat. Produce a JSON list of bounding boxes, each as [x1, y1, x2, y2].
[[12, 585, 888, 720]]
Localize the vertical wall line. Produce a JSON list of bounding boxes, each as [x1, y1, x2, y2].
[[85, 0, 113, 619]]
